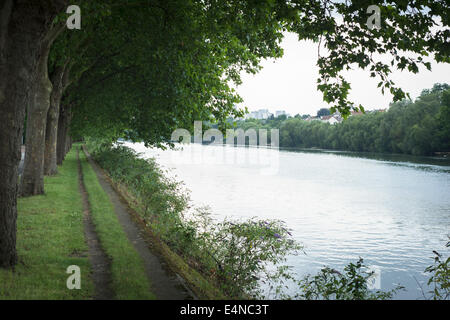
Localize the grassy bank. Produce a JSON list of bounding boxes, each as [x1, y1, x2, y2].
[[0, 146, 154, 299], [110, 181, 227, 299], [78, 145, 155, 299], [0, 149, 93, 299], [85, 140, 302, 299], [83, 144, 225, 299]]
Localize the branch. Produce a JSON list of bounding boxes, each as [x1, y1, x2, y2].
[[44, 21, 66, 47]]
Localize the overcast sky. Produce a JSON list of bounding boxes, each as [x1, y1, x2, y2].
[[236, 32, 450, 116]]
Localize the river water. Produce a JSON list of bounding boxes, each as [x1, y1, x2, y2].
[[126, 142, 450, 299]]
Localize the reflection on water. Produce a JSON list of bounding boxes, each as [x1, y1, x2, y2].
[[281, 147, 450, 173], [127, 142, 450, 299]]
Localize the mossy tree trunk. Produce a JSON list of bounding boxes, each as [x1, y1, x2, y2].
[[0, 0, 66, 268]]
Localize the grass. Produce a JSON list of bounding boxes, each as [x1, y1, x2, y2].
[[104, 171, 227, 300], [0, 148, 93, 299], [0, 145, 155, 299], [78, 145, 155, 299]]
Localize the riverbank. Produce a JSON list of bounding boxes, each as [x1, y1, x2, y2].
[[80, 146, 196, 299], [4, 141, 446, 300], [128, 141, 450, 299], [0, 145, 200, 299], [82, 143, 229, 299], [0, 148, 93, 299], [85, 140, 307, 299]]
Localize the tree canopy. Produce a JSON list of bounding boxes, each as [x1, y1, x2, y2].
[[235, 83, 450, 156], [63, 0, 450, 145], [0, 0, 449, 268]]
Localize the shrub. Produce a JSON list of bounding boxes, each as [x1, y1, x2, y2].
[[85, 139, 449, 300], [423, 239, 449, 300], [85, 139, 301, 299], [295, 258, 404, 300]]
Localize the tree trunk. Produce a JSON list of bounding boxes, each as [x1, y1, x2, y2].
[[19, 18, 65, 195], [0, 0, 65, 268], [64, 111, 73, 157], [43, 85, 61, 175], [57, 104, 71, 165], [19, 45, 53, 196], [44, 63, 70, 175]]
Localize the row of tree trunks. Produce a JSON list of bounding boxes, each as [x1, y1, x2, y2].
[[19, 21, 66, 196], [0, 1, 66, 268], [44, 62, 70, 175], [19, 43, 53, 196], [57, 104, 72, 165]]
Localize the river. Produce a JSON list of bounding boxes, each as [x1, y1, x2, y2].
[[126, 142, 450, 299]]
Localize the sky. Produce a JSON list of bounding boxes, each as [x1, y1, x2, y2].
[[235, 32, 450, 117]]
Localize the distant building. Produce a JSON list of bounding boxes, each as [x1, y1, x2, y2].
[[245, 109, 273, 120], [246, 111, 259, 119], [320, 114, 341, 125], [371, 108, 387, 113], [275, 110, 286, 117], [350, 110, 364, 116]]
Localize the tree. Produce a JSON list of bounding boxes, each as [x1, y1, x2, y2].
[[1, 0, 449, 268], [22, 1, 112, 190], [317, 108, 331, 117], [19, 23, 65, 196], [264, 84, 450, 155], [0, 0, 68, 268]]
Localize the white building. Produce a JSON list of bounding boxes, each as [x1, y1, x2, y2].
[[275, 110, 286, 117], [320, 114, 342, 125], [245, 109, 273, 120]]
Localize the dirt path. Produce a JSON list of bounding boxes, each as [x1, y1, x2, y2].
[[82, 147, 195, 300], [77, 149, 115, 300]]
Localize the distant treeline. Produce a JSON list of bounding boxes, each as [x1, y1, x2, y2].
[[234, 84, 450, 156]]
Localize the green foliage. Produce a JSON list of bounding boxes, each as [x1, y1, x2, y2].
[[317, 108, 330, 117], [235, 84, 450, 156], [0, 149, 93, 299], [186, 212, 302, 299], [68, 0, 288, 145], [86, 140, 302, 299], [53, 1, 449, 145], [423, 239, 450, 300], [287, 241, 449, 301], [86, 139, 450, 300], [437, 90, 450, 151], [292, 0, 450, 114], [86, 140, 189, 229], [295, 258, 404, 300]]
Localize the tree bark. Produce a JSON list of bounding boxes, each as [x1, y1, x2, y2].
[[19, 20, 65, 195], [0, 0, 66, 268], [19, 44, 53, 196], [57, 104, 71, 165], [44, 62, 70, 175], [64, 110, 73, 157]]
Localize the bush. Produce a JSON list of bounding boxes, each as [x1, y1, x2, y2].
[[85, 139, 302, 299], [186, 210, 302, 298], [295, 258, 404, 300], [423, 239, 449, 300], [85, 139, 449, 300]]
